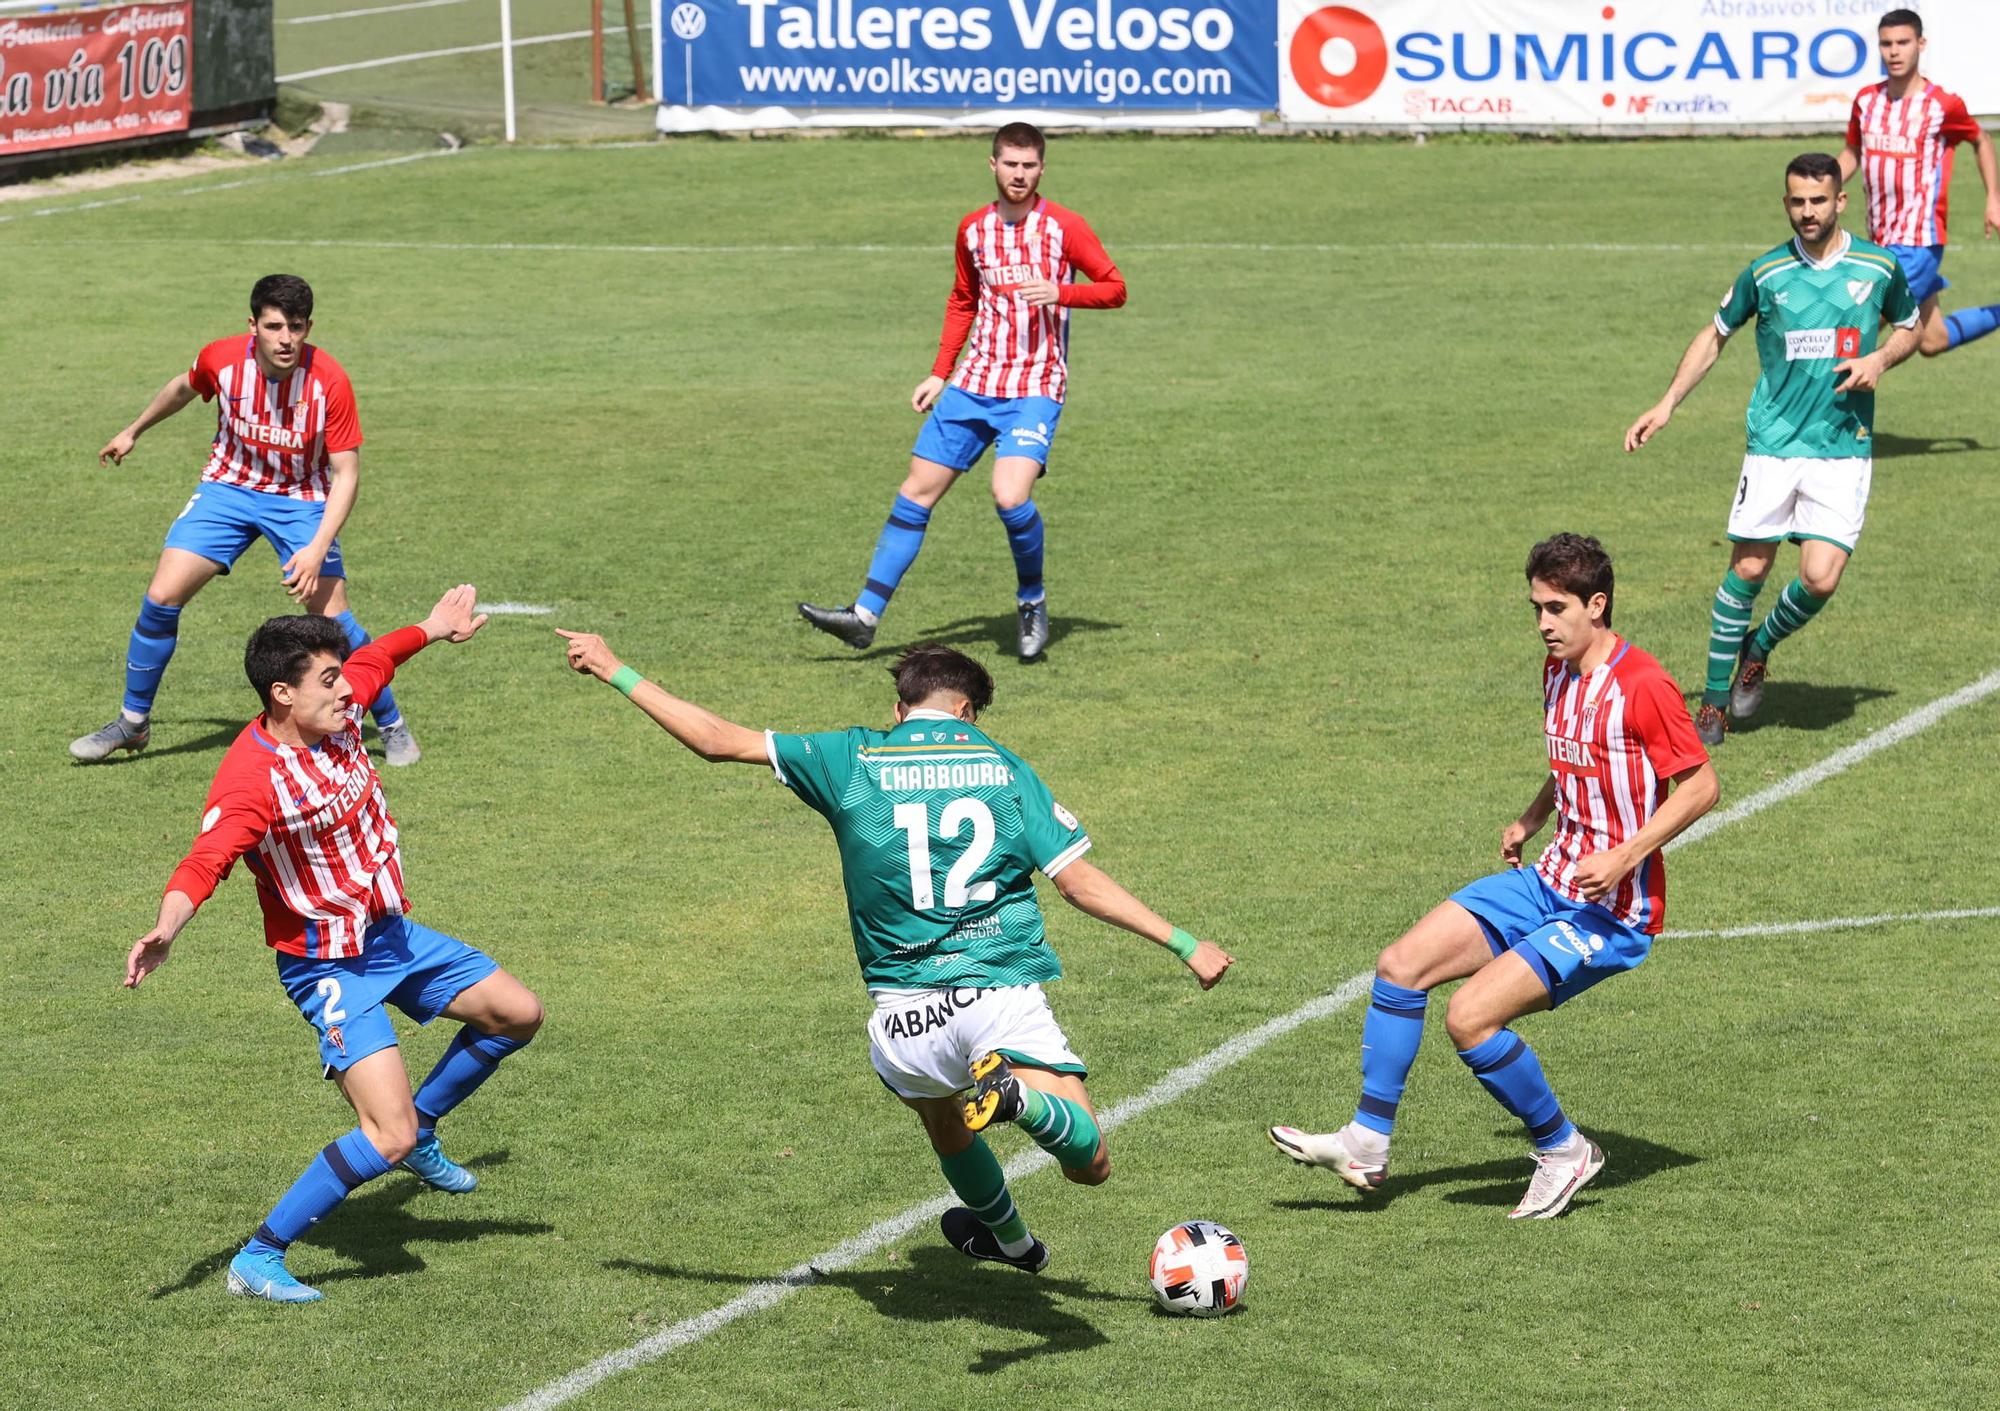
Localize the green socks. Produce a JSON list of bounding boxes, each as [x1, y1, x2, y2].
[[938, 1138, 1031, 1249], [1706, 569, 1764, 706], [1750, 577, 1829, 660], [1017, 1086, 1102, 1171]]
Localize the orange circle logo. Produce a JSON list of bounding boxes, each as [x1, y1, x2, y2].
[[1290, 6, 1389, 109]]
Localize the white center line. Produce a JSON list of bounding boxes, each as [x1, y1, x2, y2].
[[476, 601, 555, 616], [287, 0, 468, 23], [500, 666, 2000, 1409], [1663, 906, 2000, 940]]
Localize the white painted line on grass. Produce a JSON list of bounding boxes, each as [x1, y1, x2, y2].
[[1668, 666, 2000, 852], [279, 23, 650, 82], [1663, 906, 2000, 941], [477, 601, 554, 616], [500, 972, 1375, 1411], [0, 150, 458, 227], [287, 0, 468, 22], [500, 664, 2000, 1408]]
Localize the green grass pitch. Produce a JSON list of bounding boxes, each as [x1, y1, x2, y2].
[[3, 133, 1998, 1410]]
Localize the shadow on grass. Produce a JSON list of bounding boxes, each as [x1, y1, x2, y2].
[[150, 1151, 549, 1297], [606, 1245, 1119, 1372], [1728, 681, 1895, 735], [1680, 680, 1894, 735], [1271, 1127, 1699, 1215], [799, 613, 1123, 664], [1868, 431, 1989, 460], [74, 717, 243, 766]]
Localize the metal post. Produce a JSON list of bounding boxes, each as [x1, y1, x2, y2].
[[500, 0, 518, 142]]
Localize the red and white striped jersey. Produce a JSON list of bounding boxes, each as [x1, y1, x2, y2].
[[1533, 639, 1708, 935], [165, 626, 428, 959], [187, 336, 362, 501], [932, 198, 1125, 403], [1847, 81, 1984, 247]]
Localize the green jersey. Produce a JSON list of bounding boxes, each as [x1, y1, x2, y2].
[[1715, 232, 1916, 459], [767, 708, 1092, 991]]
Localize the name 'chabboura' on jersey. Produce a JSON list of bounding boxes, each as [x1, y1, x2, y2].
[[189, 335, 363, 502], [163, 628, 428, 959], [1535, 639, 1709, 935], [933, 197, 1126, 403]]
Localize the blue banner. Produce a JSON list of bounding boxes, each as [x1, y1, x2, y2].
[[657, 0, 1277, 112]]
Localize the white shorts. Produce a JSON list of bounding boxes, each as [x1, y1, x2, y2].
[[866, 983, 1086, 1100], [1727, 454, 1871, 552]]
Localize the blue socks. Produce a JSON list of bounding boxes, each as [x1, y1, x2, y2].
[[1945, 304, 2000, 350], [996, 500, 1045, 606], [1352, 978, 1429, 1136], [413, 1026, 529, 1142], [856, 494, 932, 620], [1458, 1030, 1574, 1150], [245, 1127, 393, 1255], [332, 609, 401, 727], [122, 597, 182, 717]]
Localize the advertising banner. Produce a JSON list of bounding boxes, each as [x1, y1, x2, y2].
[[656, 0, 1277, 131], [1278, 1, 2000, 128], [0, 3, 193, 157]]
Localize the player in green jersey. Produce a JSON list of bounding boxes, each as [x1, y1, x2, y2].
[[1624, 152, 1921, 746], [555, 631, 1235, 1273]]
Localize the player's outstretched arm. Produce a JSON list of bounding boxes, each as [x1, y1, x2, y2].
[[125, 890, 198, 988], [100, 372, 198, 465], [1625, 324, 1728, 451], [1570, 762, 1720, 901], [556, 630, 768, 764], [1051, 857, 1235, 989]]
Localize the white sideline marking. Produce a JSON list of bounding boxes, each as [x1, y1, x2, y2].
[[501, 665, 2000, 1407], [288, 0, 468, 22], [1668, 667, 2000, 852], [1664, 906, 2000, 941], [278, 23, 650, 82], [477, 601, 554, 616], [500, 973, 1375, 1411], [0, 150, 456, 227]]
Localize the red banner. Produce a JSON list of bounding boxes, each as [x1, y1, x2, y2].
[[0, 3, 192, 157]]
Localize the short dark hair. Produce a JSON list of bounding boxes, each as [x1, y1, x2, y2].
[[1785, 151, 1843, 191], [993, 122, 1045, 158], [890, 643, 995, 716], [245, 613, 350, 709], [1878, 8, 1921, 36], [250, 273, 314, 323], [1526, 533, 1615, 626]]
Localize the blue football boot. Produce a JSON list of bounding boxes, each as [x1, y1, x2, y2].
[[399, 1136, 478, 1193], [225, 1247, 323, 1303]]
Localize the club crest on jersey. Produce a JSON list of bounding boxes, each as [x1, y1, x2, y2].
[[1580, 702, 1600, 735], [326, 1025, 346, 1054], [1846, 279, 1874, 306]]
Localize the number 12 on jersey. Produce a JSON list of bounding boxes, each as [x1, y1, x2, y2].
[[893, 798, 997, 910]]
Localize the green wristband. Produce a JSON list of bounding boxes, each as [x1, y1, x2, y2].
[[609, 665, 643, 699], [1166, 927, 1200, 962]]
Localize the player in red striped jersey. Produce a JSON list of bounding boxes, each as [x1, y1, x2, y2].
[[72, 275, 421, 768], [800, 122, 1126, 662], [1270, 536, 1718, 1219], [123, 586, 543, 1303], [1839, 10, 2000, 358]]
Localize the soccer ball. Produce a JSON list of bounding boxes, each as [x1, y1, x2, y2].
[[1147, 1220, 1247, 1317]]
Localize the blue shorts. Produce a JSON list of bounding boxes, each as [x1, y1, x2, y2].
[[911, 386, 1064, 471], [1449, 867, 1652, 1008], [163, 480, 346, 579], [1888, 244, 1948, 304], [277, 914, 497, 1076]]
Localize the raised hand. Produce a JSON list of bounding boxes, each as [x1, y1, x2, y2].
[[422, 584, 488, 644], [555, 628, 622, 682]]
